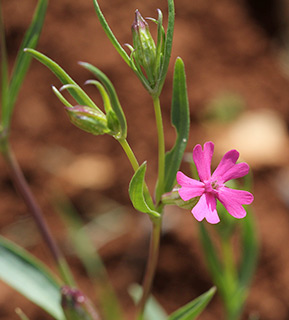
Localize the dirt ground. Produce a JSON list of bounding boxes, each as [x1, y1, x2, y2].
[[2, 0, 289, 319]]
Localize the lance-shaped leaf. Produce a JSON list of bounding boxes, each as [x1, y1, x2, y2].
[[164, 57, 189, 193], [15, 309, 31, 320], [129, 284, 167, 320], [2, 0, 48, 129], [0, 236, 65, 320], [24, 49, 99, 111], [167, 287, 216, 320], [55, 193, 125, 320], [129, 162, 160, 218], [154, 0, 175, 97], [92, 0, 131, 66], [199, 224, 225, 291], [79, 62, 127, 139], [239, 209, 258, 289], [0, 3, 9, 126]]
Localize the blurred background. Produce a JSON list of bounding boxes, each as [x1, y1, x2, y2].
[[2, 0, 289, 319]]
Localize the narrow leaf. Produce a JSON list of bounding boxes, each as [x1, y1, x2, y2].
[[54, 194, 125, 320], [0, 236, 65, 320], [129, 162, 160, 218], [79, 62, 127, 139], [164, 57, 189, 193], [168, 287, 216, 320], [24, 49, 99, 111], [3, 0, 48, 128], [155, 0, 175, 97], [0, 3, 9, 126], [92, 0, 131, 66], [238, 210, 258, 288], [129, 284, 167, 320], [199, 224, 225, 291], [15, 308, 31, 320]]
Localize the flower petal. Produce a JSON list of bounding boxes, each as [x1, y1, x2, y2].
[[193, 141, 214, 182], [211, 149, 239, 182], [192, 193, 220, 224], [217, 187, 254, 219], [177, 171, 204, 201]]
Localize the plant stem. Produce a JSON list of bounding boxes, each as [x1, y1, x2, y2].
[[118, 138, 140, 172], [1, 139, 75, 286], [153, 97, 165, 205], [136, 216, 162, 320]]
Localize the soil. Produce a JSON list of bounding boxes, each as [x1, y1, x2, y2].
[[2, 0, 289, 319]]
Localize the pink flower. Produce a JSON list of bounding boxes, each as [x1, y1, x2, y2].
[[176, 141, 254, 224]]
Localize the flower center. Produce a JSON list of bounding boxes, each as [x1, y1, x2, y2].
[[204, 179, 220, 194]]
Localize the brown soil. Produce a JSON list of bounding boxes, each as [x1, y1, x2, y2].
[[2, 0, 289, 319]]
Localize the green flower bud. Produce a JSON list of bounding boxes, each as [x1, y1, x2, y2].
[[65, 105, 109, 136], [161, 188, 199, 210], [132, 10, 156, 85]]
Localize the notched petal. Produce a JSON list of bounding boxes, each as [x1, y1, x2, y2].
[[193, 141, 214, 181]]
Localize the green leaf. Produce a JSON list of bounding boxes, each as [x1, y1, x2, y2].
[[168, 287, 216, 320], [79, 62, 127, 139], [24, 49, 99, 111], [199, 224, 225, 291], [129, 162, 160, 218], [54, 194, 125, 320], [238, 210, 258, 288], [164, 57, 189, 193], [92, 0, 131, 66], [0, 3, 9, 128], [155, 0, 175, 97], [0, 236, 65, 320], [129, 284, 167, 320], [2, 0, 48, 129], [15, 308, 31, 320]]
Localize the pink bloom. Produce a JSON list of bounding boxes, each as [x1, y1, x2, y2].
[[176, 141, 254, 224]]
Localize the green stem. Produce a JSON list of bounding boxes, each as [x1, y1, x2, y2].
[[0, 138, 75, 286], [118, 138, 155, 210], [118, 138, 140, 172], [153, 97, 165, 205], [136, 216, 162, 320]]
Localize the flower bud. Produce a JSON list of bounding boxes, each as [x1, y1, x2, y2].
[[61, 286, 100, 320], [161, 188, 199, 210], [132, 10, 156, 84], [65, 105, 109, 136]]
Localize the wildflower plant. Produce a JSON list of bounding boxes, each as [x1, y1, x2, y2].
[[0, 0, 257, 320]]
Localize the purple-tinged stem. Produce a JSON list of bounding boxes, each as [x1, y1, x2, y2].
[[1, 140, 74, 286]]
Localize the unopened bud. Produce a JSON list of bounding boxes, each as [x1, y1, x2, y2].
[[162, 188, 199, 210], [65, 105, 109, 136], [61, 286, 100, 320], [132, 10, 156, 83]]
